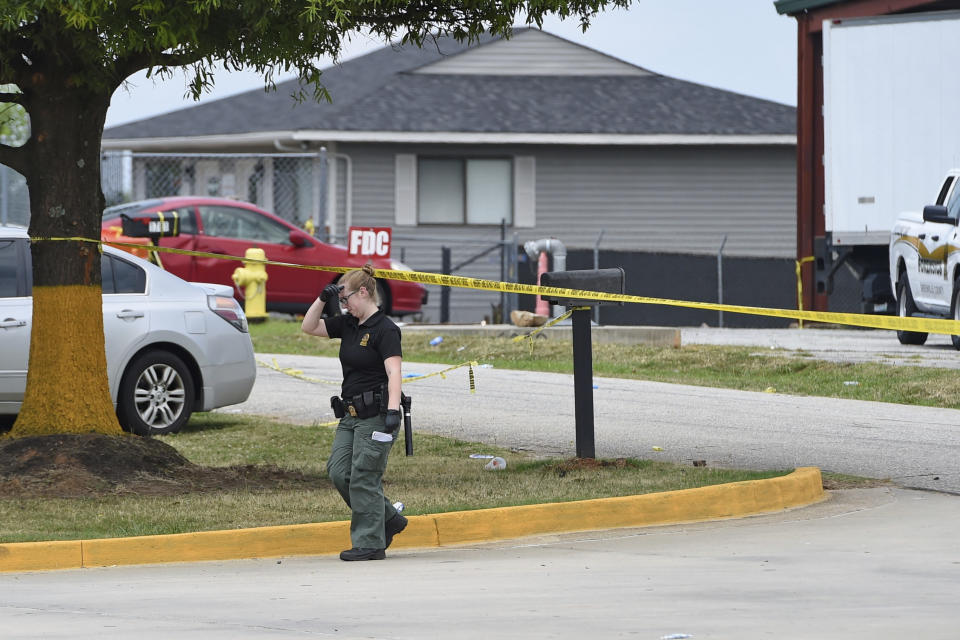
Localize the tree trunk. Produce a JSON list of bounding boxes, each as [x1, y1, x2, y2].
[[8, 78, 121, 437]]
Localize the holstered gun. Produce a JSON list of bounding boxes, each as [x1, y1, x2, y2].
[[330, 395, 345, 418]]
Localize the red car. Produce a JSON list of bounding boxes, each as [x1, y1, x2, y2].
[[101, 196, 426, 316]]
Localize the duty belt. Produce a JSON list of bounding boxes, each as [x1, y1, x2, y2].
[[332, 388, 384, 419]]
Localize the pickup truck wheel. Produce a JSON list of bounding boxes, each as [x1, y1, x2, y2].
[[951, 276, 960, 351], [896, 277, 928, 346]]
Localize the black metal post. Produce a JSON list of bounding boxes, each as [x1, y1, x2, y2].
[[571, 307, 595, 459], [440, 246, 451, 324], [499, 219, 506, 321], [402, 395, 413, 456]]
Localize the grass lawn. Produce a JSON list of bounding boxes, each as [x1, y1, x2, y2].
[[251, 320, 960, 409], [0, 413, 794, 543]]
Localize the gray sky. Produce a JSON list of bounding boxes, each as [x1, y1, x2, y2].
[[105, 0, 798, 128]]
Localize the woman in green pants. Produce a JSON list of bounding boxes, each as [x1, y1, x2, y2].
[[301, 263, 407, 561]]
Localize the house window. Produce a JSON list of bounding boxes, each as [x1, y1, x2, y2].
[[418, 158, 512, 225]]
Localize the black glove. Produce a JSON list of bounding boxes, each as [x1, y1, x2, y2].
[[319, 283, 343, 318], [320, 283, 343, 302], [384, 409, 401, 434]]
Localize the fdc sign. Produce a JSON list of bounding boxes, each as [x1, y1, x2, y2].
[[348, 227, 391, 258]]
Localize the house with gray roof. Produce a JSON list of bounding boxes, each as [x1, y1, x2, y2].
[[102, 28, 797, 325]]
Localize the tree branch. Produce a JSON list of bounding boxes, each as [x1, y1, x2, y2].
[[110, 52, 152, 89], [153, 50, 207, 70], [0, 142, 27, 175]]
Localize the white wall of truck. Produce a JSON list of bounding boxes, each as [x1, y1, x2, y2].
[[820, 10, 960, 311]]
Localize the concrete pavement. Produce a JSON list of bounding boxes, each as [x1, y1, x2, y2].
[[2, 487, 958, 639]]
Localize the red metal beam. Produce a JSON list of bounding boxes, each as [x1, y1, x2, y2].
[[795, 15, 816, 312]]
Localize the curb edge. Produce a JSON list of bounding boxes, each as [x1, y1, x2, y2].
[[0, 467, 824, 572]]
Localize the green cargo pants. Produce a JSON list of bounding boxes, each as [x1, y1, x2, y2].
[[326, 414, 400, 549]]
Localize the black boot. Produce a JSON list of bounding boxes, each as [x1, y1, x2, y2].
[[385, 513, 408, 549], [339, 547, 385, 561]]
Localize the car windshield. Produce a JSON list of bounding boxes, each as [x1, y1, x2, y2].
[[103, 200, 162, 221]]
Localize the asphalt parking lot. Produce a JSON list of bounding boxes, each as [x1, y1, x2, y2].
[[3, 326, 959, 638]]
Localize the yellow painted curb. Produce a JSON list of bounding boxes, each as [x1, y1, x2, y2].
[[418, 466, 825, 546], [0, 467, 824, 572], [0, 540, 83, 572]]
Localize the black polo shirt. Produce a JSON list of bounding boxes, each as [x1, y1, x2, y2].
[[325, 310, 402, 398]]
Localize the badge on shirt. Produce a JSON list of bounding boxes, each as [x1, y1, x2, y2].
[[360, 332, 370, 347]]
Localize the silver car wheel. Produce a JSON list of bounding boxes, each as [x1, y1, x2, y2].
[[133, 363, 187, 430]]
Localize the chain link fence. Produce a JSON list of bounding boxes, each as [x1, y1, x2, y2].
[[100, 151, 324, 230], [2, 152, 326, 231], [827, 263, 866, 314]]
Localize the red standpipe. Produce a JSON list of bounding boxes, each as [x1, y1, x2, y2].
[[535, 251, 550, 316]]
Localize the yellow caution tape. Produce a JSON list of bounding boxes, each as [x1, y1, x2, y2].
[[401, 360, 480, 390], [33, 235, 960, 335], [258, 356, 481, 393], [376, 265, 960, 335], [257, 358, 341, 386]]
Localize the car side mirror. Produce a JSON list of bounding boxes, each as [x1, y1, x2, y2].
[[922, 205, 953, 224], [289, 230, 309, 247]]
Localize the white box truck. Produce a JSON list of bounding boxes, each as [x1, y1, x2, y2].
[[820, 10, 960, 313]]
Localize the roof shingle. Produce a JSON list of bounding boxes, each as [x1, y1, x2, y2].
[[104, 30, 794, 140]]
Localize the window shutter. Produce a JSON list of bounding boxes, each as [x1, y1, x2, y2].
[[513, 156, 535, 228], [395, 154, 417, 226]]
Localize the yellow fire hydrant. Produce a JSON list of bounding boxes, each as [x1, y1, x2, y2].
[[231, 248, 268, 323]]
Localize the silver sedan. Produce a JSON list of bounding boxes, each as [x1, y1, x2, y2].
[[0, 226, 256, 435]]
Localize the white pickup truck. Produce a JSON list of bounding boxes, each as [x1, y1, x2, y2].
[[889, 169, 960, 349]]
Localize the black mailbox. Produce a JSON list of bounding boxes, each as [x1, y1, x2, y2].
[[120, 211, 181, 239], [539, 267, 625, 307]]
